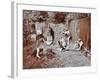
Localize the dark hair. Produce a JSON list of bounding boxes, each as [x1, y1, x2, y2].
[[38, 17, 45, 22], [36, 34, 44, 40], [49, 27, 54, 40]]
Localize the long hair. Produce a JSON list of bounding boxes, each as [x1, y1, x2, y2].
[[49, 27, 54, 41]]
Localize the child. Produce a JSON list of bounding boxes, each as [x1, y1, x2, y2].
[[36, 34, 45, 58], [73, 38, 83, 50], [45, 26, 54, 46], [63, 30, 71, 49], [58, 37, 67, 51]]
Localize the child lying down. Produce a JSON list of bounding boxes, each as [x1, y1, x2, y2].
[[73, 38, 83, 51]]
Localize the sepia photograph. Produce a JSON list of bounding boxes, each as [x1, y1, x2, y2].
[[23, 10, 91, 69]]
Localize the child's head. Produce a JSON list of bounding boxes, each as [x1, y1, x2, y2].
[[78, 38, 82, 42], [38, 16, 45, 22]]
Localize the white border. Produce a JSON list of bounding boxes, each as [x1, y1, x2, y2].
[[12, 2, 97, 78]]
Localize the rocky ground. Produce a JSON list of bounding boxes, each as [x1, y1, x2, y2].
[[41, 40, 90, 68], [23, 42, 90, 69]]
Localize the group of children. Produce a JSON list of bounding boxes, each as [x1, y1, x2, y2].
[[30, 15, 84, 58]]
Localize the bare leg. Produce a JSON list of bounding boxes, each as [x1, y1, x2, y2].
[[66, 37, 70, 50], [36, 47, 40, 58]]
